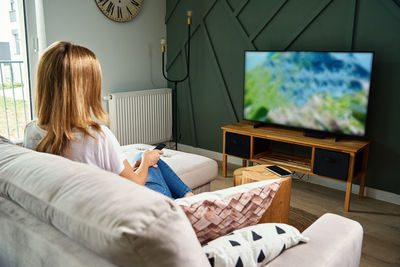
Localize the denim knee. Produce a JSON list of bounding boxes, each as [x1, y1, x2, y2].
[[145, 182, 172, 198]]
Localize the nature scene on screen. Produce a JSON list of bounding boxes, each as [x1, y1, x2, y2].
[[244, 51, 373, 136]]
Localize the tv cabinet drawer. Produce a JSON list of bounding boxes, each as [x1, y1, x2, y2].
[[225, 132, 250, 158], [313, 149, 349, 180]]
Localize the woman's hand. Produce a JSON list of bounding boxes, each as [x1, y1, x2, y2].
[[120, 150, 163, 185], [133, 158, 141, 169], [141, 149, 162, 168]]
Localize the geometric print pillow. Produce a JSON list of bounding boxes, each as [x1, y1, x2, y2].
[[176, 179, 282, 245], [202, 223, 309, 267]]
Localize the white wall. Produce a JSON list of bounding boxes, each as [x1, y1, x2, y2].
[[40, 0, 167, 96], [0, 0, 25, 61], [0, 1, 11, 43]]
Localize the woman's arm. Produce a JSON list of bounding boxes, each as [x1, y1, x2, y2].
[[119, 150, 162, 185]]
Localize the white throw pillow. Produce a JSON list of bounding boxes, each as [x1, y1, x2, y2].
[[203, 223, 309, 267]]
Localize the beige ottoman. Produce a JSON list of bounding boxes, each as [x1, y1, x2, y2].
[[233, 165, 292, 224], [121, 144, 218, 194]]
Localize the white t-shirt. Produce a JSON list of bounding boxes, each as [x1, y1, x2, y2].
[[23, 122, 125, 175]]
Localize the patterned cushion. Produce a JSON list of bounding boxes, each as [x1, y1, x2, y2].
[[175, 179, 282, 245], [203, 223, 309, 267]]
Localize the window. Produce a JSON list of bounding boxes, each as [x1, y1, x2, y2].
[[0, 0, 31, 141], [11, 30, 20, 55], [9, 0, 16, 22], [10, 0, 15, 10]]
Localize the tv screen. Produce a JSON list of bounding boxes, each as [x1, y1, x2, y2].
[[244, 51, 374, 136]]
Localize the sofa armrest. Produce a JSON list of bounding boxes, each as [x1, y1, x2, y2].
[[267, 213, 363, 267]]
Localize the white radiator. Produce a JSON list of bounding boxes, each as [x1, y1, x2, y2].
[[107, 88, 172, 146]]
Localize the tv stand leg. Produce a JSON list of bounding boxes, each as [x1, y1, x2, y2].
[[344, 181, 352, 212], [223, 154, 227, 177], [359, 145, 369, 198], [242, 159, 247, 167], [359, 173, 366, 198], [344, 154, 356, 211]]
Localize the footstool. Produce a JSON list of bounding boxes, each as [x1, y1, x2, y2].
[[233, 165, 292, 224], [121, 144, 218, 194]]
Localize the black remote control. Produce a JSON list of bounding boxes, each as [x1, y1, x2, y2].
[[153, 143, 166, 150]]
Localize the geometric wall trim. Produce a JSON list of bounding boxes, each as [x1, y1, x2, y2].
[[166, 0, 400, 194]]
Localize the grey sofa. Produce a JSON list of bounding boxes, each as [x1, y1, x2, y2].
[[0, 139, 363, 267]]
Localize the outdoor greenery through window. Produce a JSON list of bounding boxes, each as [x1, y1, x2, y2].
[[0, 0, 31, 141]]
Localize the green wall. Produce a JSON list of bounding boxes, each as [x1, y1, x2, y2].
[[166, 0, 400, 194]]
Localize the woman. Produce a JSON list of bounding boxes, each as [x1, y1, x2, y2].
[[24, 41, 193, 199]]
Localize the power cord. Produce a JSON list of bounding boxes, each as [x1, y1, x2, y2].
[[292, 171, 310, 181]]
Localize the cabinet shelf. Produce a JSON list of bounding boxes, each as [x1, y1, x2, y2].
[[253, 151, 311, 172]]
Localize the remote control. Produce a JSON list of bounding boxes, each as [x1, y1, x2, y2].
[[153, 143, 166, 150]]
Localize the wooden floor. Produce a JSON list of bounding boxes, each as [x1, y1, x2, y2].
[[210, 162, 400, 267]]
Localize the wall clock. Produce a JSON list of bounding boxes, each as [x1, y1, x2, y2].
[[95, 0, 144, 23]]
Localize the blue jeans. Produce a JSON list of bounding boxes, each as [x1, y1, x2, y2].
[[133, 153, 192, 199]]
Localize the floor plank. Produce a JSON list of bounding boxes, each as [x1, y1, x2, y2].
[[210, 162, 400, 267]]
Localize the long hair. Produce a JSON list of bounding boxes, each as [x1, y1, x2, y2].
[[35, 41, 108, 155]]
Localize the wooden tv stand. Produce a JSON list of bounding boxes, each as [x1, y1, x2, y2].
[[221, 121, 370, 211]]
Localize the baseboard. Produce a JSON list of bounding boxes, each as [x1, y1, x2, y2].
[[177, 143, 400, 206], [301, 175, 400, 206]]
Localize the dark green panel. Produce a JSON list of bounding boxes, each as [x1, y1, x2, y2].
[[253, 0, 331, 49], [166, 0, 216, 68], [186, 27, 235, 151], [166, 0, 179, 20], [289, 0, 354, 50], [354, 0, 400, 193], [238, 0, 287, 39], [204, 0, 251, 122], [226, 0, 247, 12], [166, 0, 400, 194], [167, 52, 197, 146]]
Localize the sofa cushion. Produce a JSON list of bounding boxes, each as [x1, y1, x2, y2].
[[0, 143, 209, 267], [175, 179, 282, 245], [0, 197, 116, 267], [0, 135, 14, 144], [267, 213, 363, 267], [121, 144, 218, 189], [202, 223, 309, 267]]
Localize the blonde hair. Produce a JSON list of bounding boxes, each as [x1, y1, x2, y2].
[[35, 41, 108, 155]]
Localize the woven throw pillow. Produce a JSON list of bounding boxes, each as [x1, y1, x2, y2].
[[203, 223, 309, 267], [175, 179, 282, 245]]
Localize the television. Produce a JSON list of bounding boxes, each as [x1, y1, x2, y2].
[[243, 51, 374, 137]]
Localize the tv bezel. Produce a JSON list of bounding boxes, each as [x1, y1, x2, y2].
[[242, 50, 375, 139]]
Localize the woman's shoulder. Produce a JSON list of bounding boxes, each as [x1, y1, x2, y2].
[[24, 121, 47, 138], [82, 125, 116, 143], [98, 125, 121, 147], [99, 124, 112, 134], [23, 121, 46, 149], [98, 125, 117, 139], [25, 121, 46, 134]]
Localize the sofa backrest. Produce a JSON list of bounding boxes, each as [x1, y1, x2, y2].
[[0, 142, 210, 267]]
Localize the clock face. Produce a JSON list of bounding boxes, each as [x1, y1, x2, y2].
[[95, 0, 144, 23]]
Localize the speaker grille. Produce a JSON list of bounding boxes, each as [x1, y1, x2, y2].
[[313, 149, 349, 180], [225, 132, 250, 158]]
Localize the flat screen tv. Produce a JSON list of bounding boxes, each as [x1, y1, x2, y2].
[[243, 51, 374, 137]]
